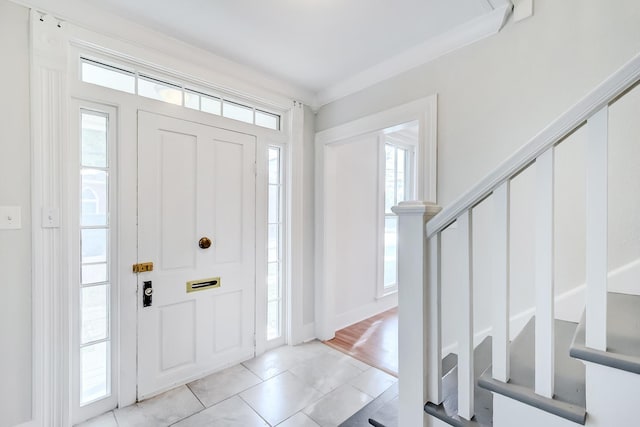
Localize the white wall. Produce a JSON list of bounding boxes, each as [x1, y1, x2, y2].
[[0, 1, 32, 425], [325, 134, 398, 330], [302, 106, 316, 331], [316, 0, 640, 346]]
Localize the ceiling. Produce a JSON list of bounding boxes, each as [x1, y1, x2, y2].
[[83, 0, 498, 96]]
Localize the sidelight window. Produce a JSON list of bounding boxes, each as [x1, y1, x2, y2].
[[267, 146, 284, 341], [79, 110, 113, 406]]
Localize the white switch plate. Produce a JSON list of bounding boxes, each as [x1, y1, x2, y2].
[[0, 206, 22, 229], [42, 207, 60, 228]]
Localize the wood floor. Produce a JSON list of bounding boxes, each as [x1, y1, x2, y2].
[[324, 307, 398, 377]]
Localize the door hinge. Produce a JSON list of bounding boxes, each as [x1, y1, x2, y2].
[[133, 262, 154, 273]]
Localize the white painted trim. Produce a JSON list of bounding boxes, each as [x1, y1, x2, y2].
[[30, 10, 71, 427], [302, 323, 317, 343], [11, 0, 313, 107], [334, 294, 399, 332], [314, 96, 437, 340], [287, 102, 306, 345], [585, 106, 609, 351], [316, 4, 512, 107], [15, 420, 38, 427], [427, 51, 640, 237]]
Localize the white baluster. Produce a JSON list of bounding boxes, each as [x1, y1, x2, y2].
[[428, 233, 442, 403], [392, 201, 441, 427], [457, 210, 474, 420], [535, 147, 555, 398], [493, 181, 511, 382], [586, 106, 609, 351]]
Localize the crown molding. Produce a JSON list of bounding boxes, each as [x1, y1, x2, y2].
[[315, 2, 513, 108], [11, 0, 316, 107]]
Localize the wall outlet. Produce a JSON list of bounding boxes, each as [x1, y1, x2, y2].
[[0, 206, 21, 229], [42, 207, 60, 228]]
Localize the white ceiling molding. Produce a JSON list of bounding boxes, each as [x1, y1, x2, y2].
[[11, 0, 316, 106], [314, 2, 513, 109]]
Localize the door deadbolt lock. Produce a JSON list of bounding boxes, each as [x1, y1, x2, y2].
[[199, 237, 212, 249], [143, 281, 153, 307]]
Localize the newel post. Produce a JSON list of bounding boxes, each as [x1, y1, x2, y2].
[[392, 201, 441, 427]]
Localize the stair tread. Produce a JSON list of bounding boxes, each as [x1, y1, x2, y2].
[[570, 292, 640, 374], [424, 337, 493, 427], [478, 317, 586, 425]]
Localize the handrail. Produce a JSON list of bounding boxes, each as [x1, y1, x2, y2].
[[426, 52, 640, 238]]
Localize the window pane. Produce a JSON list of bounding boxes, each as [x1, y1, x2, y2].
[[81, 61, 135, 94], [138, 76, 183, 106], [201, 96, 222, 115], [81, 285, 109, 344], [385, 146, 396, 212], [268, 262, 279, 301], [81, 170, 108, 226], [268, 185, 280, 223], [256, 110, 280, 130], [268, 148, 280, 184], [223, 101, 253, 124], [267, 301, 279, 341], [82, 263, 108, 285], [268, 224, 279, 262], [81, 113, 107, 168], [184, 92, 200, 110], [82, 228, 108, 264], [80, 341, 110, 405], [384, 216, 398, 288], [397, 148, 406, 203]]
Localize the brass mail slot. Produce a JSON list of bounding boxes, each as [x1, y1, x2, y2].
[[186, 277, 221, 293]]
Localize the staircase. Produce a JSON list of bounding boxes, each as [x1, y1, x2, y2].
[[378, 53, 640, 427]]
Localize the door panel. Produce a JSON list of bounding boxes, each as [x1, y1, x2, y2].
[[137, 111, 256, 399]]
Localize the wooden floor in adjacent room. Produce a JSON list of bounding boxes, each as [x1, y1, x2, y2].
[[324, 307, 398, 377]]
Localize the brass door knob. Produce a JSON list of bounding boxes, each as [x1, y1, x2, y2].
[[199, 237, 212, 249]]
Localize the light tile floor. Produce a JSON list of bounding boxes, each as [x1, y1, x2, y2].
[[77, 341, 397, 427]]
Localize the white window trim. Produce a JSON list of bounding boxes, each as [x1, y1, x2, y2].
[[377, 137, 417, 299], [315, 95, 437, 340]]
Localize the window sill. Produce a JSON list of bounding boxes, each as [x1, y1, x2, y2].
[[376, 288, 398, 300]]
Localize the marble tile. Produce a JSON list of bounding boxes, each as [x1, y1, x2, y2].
[[303, 384, 373, 427], [322, 347, 372, 371], [188, 364, 262, 407], [240, 371, 324, 426], [114, 385, 203, 427], [75, 411, 118, 427], [277, 412, 321, 427], [172, 396, 267, 427], [242, 341, 331, 380], [349, 367, 397, 398], [289, 352, 364, 394]]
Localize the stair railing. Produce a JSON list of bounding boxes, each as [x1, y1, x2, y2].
[[393, 52, 640, 426]]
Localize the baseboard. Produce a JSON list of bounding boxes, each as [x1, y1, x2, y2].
[[334, 294, 398, 332], [607, 258, 640, 295], [301, 322, 317, 343], [14, 419, 38, 427], [442, 284, 585, 356]]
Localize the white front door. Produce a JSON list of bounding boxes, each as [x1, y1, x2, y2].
[[136, 111, 256, 399]]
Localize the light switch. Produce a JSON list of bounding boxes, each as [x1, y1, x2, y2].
[[42, 207, 60, 228], [0, 206, 22, 229]]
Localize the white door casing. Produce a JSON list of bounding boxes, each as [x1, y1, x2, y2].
[[137, 111, 256, 399]]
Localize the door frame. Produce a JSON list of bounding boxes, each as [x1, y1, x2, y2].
[[30, 14, 304, 425], [314, 96, 438, 340]]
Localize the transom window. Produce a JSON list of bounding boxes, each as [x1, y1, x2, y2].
[[80, 57, 281, 130]]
